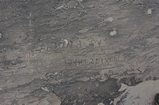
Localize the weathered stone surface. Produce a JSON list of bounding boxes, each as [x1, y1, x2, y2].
[[0, 0, 159, 105]]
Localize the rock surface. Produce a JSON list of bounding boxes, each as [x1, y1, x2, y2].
[[0, 0, 159, 105]]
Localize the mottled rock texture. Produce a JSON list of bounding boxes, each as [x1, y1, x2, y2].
[[0, 0, 159, 105]]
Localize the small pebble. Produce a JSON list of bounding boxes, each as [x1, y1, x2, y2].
[[11, 60, 16, 65], [98, 102, 104, 105], [64, 39, 68, 44], [110, 28, 117, 36], [79, 28, 89, 33], [147, 8, 152, 15], [38, 100, 50, 105], [66, 1, 78, 9], [104, 17, 113, 22], [54, 72, 58, 75]]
